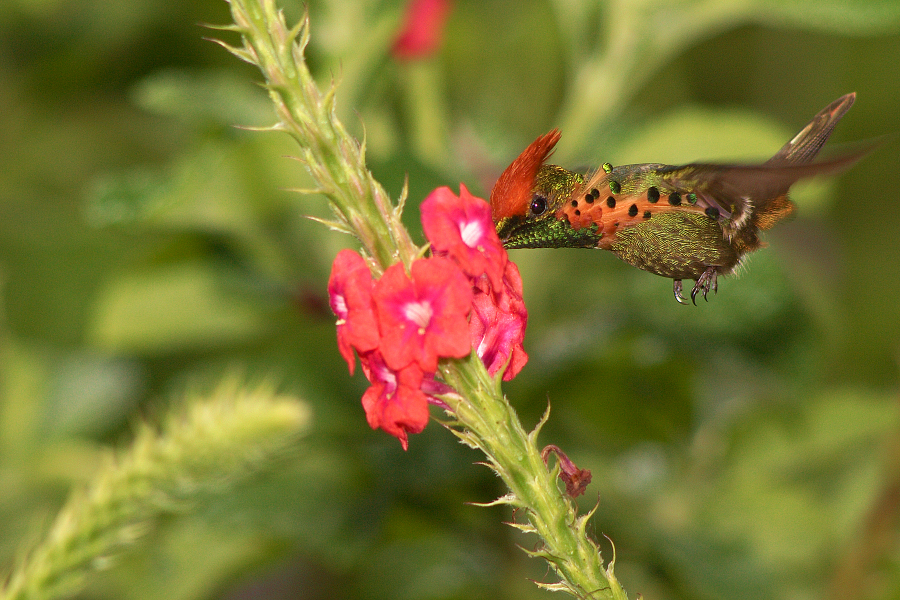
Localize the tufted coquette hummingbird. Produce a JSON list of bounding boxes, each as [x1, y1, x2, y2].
[[490, 94, 866, 304]]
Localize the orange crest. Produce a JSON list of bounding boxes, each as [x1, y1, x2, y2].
[[490, 130, 561, 221]]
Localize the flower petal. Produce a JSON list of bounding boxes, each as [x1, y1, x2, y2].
[[328, 250, 379, 374], [374, 257, 473, 372], [469, 261, 528, 380], [360, 351, 431, 450], [421, 185, 507, 290]]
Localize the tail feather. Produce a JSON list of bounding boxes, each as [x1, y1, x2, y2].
[[767, 93, 855, 166]]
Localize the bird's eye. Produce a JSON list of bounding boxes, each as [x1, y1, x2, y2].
[[530, 194, 548, 216]]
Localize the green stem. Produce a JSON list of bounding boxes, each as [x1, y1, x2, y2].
[[400, 59, 450, 169], [441, 355, 625, 599]]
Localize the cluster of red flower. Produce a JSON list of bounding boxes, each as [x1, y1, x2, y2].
[[328, 186, 527, 449]]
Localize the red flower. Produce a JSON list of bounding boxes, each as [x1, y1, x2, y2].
[[327, 183, 531, 449], [328, 250, 379, 374], [421, 185, 507, 291], [392, 0, 452, 60], [373, 257, 473, 372], [360, 351, 431, 450], [469, 261, 528, 381]]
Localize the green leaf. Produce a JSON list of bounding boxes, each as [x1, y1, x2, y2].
[[131, 68, 275, 129], [699, 390, 899, 570], [752, 0, 900, 34], [88, 260, 270, 353]]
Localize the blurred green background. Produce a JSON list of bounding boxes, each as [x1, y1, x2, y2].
[[2, 0, 900, 599]]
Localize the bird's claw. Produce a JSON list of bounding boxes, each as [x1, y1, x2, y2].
[[673, 279, 689, 305], [690, 268, 718, 305]]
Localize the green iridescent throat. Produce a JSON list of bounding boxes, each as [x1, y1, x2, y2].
[[497, 216, 602, 249]]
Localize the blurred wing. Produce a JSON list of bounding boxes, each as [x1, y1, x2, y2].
[[659, 93, 864, 232], [657, 149, 869, 232]]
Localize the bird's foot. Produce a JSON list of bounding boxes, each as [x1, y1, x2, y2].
[[673, 279, 689, 305], [690, 267, 718, 305]]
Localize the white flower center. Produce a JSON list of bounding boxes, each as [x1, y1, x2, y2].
[[332, 294, 348, 318], [374, 361, 398, 398], [459, 219, 483, 249], [404, 300, 434, 333]]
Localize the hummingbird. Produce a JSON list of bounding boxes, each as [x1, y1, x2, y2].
[[490, 93, 866, 304]]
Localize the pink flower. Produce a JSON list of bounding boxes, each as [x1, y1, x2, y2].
[[421, 185, 507, 291], [469, 261, 528, 381], [360, 351, 431, 450], [392, 0, 452, 61], [373, 257, 473, 372], [328, 250, 379, 374]]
